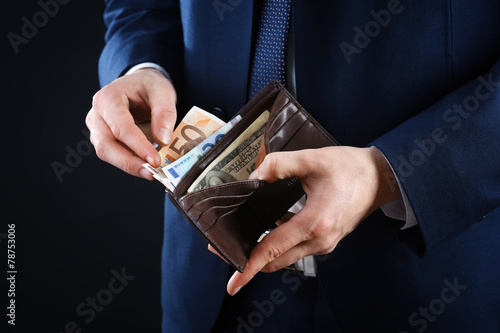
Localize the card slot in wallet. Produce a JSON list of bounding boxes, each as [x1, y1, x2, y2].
[[168, 81, 339, 272], [268, 107, 308, 151], [188, 195, 257, 229], [180, 181, 260, 212], [266, 100, 299, 136], [188, 193, 255, 215], [196, 203, 243, 232]]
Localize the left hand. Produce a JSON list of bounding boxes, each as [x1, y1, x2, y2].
[[220, 146, 401, 295]]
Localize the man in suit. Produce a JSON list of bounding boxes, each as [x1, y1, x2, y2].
[[86, 0, 500, 332]]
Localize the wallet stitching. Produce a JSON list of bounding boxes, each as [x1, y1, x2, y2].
[[204, 206, 240, 233], [179, 180, 263, 205], [187, 192, 255, 213], [194, 202, 247, 229]]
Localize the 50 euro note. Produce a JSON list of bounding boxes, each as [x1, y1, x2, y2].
[[159, 106, 226, 167], [163, 115, 242, 188], [187, 111, 269, 193], [142, 106, 225, 191]]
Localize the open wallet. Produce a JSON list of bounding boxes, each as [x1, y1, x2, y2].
[[167, 81, 340, 272]]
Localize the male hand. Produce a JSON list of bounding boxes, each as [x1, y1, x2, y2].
[[85, 68, 177, 179], [224, 146, 401, 295]]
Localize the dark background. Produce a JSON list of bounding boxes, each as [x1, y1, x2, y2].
[[2, 1, 165, 332]]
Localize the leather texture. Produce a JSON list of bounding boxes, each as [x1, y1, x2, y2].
[[168, 81, 339, 272]]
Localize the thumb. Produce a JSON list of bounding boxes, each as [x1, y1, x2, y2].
[[249, 150, 311, 182], [143, 72, 178, 147]]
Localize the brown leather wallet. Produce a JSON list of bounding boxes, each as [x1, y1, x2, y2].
[[167, 81, 339, 272]]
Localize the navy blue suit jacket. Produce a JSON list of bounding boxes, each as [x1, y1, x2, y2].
[[99, 1, 500, 332]]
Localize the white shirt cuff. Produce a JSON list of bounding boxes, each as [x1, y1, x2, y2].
[[376, 149, 419, 229], [125, 62, 171, 81]]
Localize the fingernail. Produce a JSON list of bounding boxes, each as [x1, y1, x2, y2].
[[158, 128, 171, 145], [228, 272, 243, 296], [139, 168, 152, 180], [146, 155, 155, 166], [231, 286, 243, 296]]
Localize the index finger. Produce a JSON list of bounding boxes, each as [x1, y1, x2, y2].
[[143, 74, 177, 146], [93, 88, 160, 166], [226, 211, 312, 295]]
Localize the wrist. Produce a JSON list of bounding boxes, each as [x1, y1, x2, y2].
[[134, 67, 165, 75], [368, 146, 402, 207], [125, 62, 171, 80]]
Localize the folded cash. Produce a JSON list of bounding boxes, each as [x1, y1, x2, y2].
[[142, 163, 175, 191], [187, 111, 269, 193], [158, 106, 226, 167], [163, 115, 242, 188]]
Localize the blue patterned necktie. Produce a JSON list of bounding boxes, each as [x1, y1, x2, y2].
[[249, 0, 292, 99]]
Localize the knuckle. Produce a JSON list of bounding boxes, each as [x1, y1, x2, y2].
[[109, 122, 126, 141], [262, 153, 279, 178], [121, 158, 134, 175], [92, 89, 107, 108], [316, 219, 330, 235], [267, 154, 278, 173], [264, 246, 283, 263], [85, 111, 93, 129], [155, 109, 176, 127], [305, 218, 330, 240], [303, 227, 316, 241], [93, 85, 126, 114], [164, 107, 177, 120], [94, 142, 106, 161]]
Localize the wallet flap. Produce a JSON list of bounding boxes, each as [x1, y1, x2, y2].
[[173, 180, 266, 272]]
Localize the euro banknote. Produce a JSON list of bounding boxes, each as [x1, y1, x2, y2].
[[158, 106, 226, 167], [162, 115, 242, 188]]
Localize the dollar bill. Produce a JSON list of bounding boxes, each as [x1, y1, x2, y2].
[[163, 115, 243, 188], [187, 111, 269, 193], [158, 106, 226, 167]]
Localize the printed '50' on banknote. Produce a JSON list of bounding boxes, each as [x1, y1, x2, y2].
[[159, 106, 226, 167]]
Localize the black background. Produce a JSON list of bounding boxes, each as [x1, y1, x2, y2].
[[2, 1, 164, 332]]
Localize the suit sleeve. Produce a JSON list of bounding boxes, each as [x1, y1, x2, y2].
[[98, 0, 183, 87], [371, 60, 500, 254]]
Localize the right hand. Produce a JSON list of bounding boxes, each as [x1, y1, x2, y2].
[[86, 68, 177, 179]]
